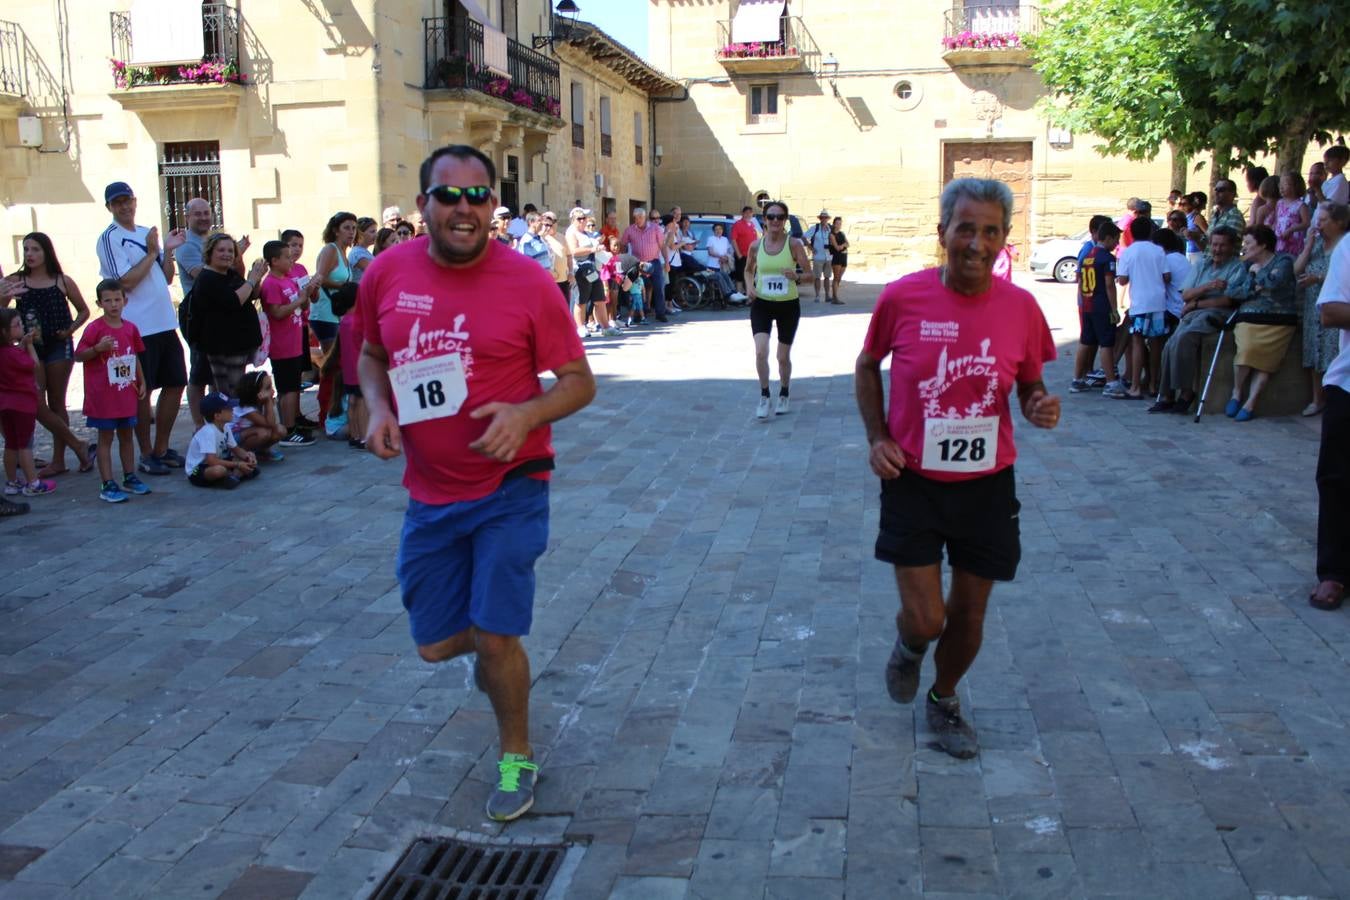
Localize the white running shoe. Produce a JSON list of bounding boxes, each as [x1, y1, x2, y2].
[[775, 394, 790, 415], [756, 396, 771, 419], [730, 292, 748, 301]]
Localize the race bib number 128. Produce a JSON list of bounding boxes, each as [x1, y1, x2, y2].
[[391, 353, 468, 426], [921, 416, 998, 474]]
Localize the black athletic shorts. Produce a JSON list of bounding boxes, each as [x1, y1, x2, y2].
[[875, 466, 1021, 582], [749, 298, 802, 345], [271, 354, 307, 395], [139, 330, 188, 391]]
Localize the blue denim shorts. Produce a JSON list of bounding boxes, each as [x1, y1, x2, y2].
[[85, 415, 137, 431], [396, 476, 549, 645]]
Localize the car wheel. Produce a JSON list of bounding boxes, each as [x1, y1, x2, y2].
[[1053, 257, 1078, 283]]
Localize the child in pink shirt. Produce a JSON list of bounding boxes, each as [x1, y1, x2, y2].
[[76, 280, 148, 503], [0, 308, 54, 497]]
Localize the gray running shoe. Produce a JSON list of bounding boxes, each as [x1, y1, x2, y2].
[[884, 636, 924, 703], [486, 754, 538, 822], [926, 692, 979, 759]]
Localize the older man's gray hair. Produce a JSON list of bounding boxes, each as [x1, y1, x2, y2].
[[632, 208, 647, 219], [938, 178, 1014, 232]]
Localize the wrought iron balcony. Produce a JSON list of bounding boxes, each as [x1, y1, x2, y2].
[[0, 20, 26, 101], [108, 2, 241, 89], [715, 15, 817, 75], [941, 3, 1039, 68], [424, 17, 561, 119]]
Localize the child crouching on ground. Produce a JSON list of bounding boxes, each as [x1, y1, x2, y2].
[[0, 309, 55, 497], [76, 281, 150, 504], [187, 392, 259, 489], [230, 370, 286, 461]]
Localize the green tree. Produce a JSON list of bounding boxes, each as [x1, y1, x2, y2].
[[1028, 0, 1218, 184], [1196, 0, 1350, 173]]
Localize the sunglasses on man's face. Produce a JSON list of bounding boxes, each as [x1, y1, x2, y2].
[[424, 184, 493, 206]]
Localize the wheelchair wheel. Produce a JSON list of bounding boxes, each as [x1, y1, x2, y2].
[[677, 276, 705, 310]]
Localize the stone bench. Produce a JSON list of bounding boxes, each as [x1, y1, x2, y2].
[[1190, 325, 1309, 416]]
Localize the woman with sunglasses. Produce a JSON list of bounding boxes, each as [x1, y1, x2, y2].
[[744, 201, 812, 419]]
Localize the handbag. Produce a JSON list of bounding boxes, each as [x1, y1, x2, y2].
[[330, 279, 359, 317]]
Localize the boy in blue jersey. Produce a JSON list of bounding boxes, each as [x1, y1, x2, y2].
[[1071, 221, 1122, 393]]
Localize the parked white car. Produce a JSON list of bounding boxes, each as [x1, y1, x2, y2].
[[1029, 230, 1090, 284], [1029, 218, 1166, 284]]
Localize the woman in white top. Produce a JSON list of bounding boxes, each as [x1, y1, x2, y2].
[[704, 223, 745, 303], [566, 207, 616, 336]]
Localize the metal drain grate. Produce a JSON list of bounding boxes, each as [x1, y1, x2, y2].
[[369, 837, 567, 900]]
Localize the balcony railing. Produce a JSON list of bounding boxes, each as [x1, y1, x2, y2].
[[715, 15, 817, 74], [942, 3, 1040, 49], [0, 20, 26, 97], [109, 2, 241, 88], [424, 16, 561, 118]]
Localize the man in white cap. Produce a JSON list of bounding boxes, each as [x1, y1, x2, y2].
[[492, 206, 514, 246], [805, 209, 833, 302]]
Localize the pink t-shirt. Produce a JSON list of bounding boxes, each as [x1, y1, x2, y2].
[[0, 345, 38, 415], [356, 238, 586, 504], [260, 272, 305, 359], [77, 317, 145, 420], [862, 268, 1056, 482]]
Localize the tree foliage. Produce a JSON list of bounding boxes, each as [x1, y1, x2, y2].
[[1030, 0, 1350, 172]]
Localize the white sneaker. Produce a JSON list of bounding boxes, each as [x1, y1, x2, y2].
[[730, 292, 748, 301], [775, 395, 790, 415], [576, 325, 588, 339], [756, 396, 770, 419]]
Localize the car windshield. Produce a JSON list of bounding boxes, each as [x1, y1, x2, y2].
[[688, 222, 715, 249]]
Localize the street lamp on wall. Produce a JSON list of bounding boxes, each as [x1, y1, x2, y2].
[[532, 0, 581, 52]]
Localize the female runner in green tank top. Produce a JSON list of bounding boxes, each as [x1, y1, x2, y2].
[[744, 200, 812, 419]]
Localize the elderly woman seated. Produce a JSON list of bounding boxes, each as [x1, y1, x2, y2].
[[1226, 224, 1299, 421]]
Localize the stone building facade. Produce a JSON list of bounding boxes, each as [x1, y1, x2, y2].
[[646, 0, 1184, 271], [0, 1, 676, 291]]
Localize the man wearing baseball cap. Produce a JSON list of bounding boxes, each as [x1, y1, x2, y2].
[[95, 181, 189, 476], [805, 209, 833, 303]]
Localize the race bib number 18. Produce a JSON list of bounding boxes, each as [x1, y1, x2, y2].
[[391, 353, 468, 426], [921, 416, 998, 474], [107, 354, 136, 388]]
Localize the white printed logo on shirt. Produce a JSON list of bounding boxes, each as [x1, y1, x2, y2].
[[918, 336, 1000, 473]]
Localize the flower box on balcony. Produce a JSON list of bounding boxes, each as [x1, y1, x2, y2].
[[716, 42, 803, 74], [111, 81, 243, 113], [941, 30, 1032, 68]]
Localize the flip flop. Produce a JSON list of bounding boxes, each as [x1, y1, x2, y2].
[[1309, 581, 1345, 611], [79, 442, 97, 473], [36, 464, 69, 478]]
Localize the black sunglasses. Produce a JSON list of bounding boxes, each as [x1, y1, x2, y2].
[[764, 213, 786, 221], [424, 184, 493, 206]]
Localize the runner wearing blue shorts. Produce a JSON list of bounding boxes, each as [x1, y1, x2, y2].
[[358, 145, 595, 822]]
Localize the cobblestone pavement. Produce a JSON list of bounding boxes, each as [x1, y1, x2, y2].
[[1, 275, 1346, 899]]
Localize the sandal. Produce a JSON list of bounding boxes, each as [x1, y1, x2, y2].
[[36, 464, 69, 478], [78, 442, 97, 473], [1309, 581, 1345, 611]]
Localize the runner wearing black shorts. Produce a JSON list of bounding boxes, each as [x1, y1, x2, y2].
[[745, 200, 812, 420], [855, 177, 1061, 760]]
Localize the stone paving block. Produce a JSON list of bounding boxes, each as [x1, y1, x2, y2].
[[705, 784, 779, 842], [66, 853, 173, 900], [566, 789, 645, 845], [623, 815, 706, 877], [218, 864, 314, 900], [260, 809, 362, 873], [1222, 824, 1335, 896], [996, 852, 1082, 899], [1066, 827, 1157, 896], [643, 765, 721, 816], [609, 875, 689, 900], [769, 817, 845, 880], [0, 844, 44, 878], [560, 842, 628, 899], [687, 839, 771, 900], [119, 800, 231, 863], [270, 740, 363, 787], [11, 819, 136, 887], [144, 832, 267, 899], [1054, 774, 1137, 829], [780, 764, 849, 819], [763, 876, 844, 899], [919, 826, 999, 894], [0, 787, 115, 849], [343, 793, 444, 852]]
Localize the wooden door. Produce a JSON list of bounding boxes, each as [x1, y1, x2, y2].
[[942, 141, 1033, 266]]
